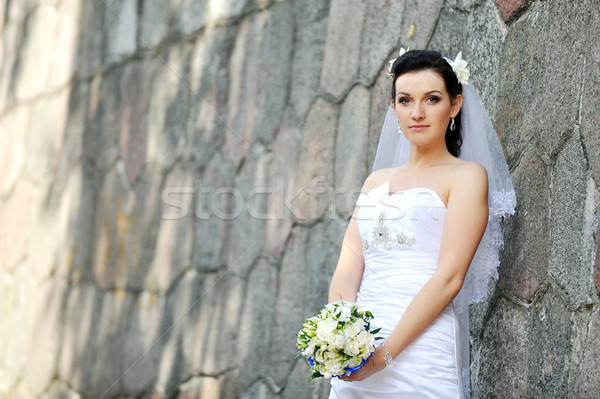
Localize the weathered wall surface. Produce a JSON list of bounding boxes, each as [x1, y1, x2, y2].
[[0, 0, 598, 398]]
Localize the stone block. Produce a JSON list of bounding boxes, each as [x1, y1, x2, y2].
[[187, 26, 234, 167], [241, 380, 277, 399], [358, 0, 404, 84], [498, 147, 550, 301], [58, 283, 101, 393], [465, 0, 507, 111], [471, 297, 529, 397], [25, 88, 69, 183], [0, 21, 18, 111], [335, 84, 370, 217], [0, 105, 27, 197], [527, 286, 572, 397], [6, 0, 35, 22], [147, 43, 191, 171], [596, 226, 600, 296], [14, 4, 56, 100], [47, 0, 82, 88], [267, 227, 308, 384], [173, 0, 207, 36], [251, 1, 293, 145], [193, 273, 244, 375], [497, 0, 530, 22], [59, 160, 99, 285], [281, 359, 321, 399], [550, 135, 596, 307], [76, 0, 105, 78], [205, 0, 250, 24], [263, 112, 301, 259], [304, 219, 346, 318], [176, 375, 223, 399], [399, 0, 443, 50], [225, 11, 269, 169], [319, 0, 366, 100], [292, 98, 338, 224], [289, 0, 329, 119], [124, 167, 164, 290], [119, 58, 156, 185], [531, 2, 588, 159], [122, 290, 165, 395], [0, 180, 32, 272], [92, 163, 136, 290], [234, 260, 278, 388], [139, 0, 170, 49], [580, 6, 600, 186], [494, 5, 548, 167], [82, 70, 121, 170], [573, 310, 600, 397], [86, 289, 135, 398], [225, 147, 270, 276], [427, 7, 468, 59], [192, 151, 233, 272], [146, 163, 195, 293], [104, 0, 138, 65], [24, 278, 66, 396], [156, 270, 200, 396], [0, 265, 37, 391], [40, 380, 81, 399]]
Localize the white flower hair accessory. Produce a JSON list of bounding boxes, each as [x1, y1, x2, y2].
[[449, 51, 469, 85], [387, 47, 409, 77]]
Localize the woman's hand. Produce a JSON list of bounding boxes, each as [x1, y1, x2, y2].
[[339, 345, 386, 382]]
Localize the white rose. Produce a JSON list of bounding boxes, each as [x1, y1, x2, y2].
[[355, 330, 368, 346], [343, 320, 363, 338], [338, 305, 352, 322], [344, 340, 360, 356], [316, 318, 338, 342], [333, 334, 346, 349]]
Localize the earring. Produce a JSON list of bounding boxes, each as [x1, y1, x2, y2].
[[397, 120, 402, 135], [450, 117, 456, 131]]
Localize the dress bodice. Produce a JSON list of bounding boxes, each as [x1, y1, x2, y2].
[[356, 180, 447, 266]]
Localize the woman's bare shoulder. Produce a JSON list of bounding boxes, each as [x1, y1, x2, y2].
[[449, 160, 488, 198], [361, 167, 395, 193]]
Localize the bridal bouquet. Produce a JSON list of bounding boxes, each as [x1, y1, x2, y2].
[[296, 300, 382, 379]]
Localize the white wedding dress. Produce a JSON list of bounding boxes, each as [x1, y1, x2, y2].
[[329, 180, 464, 399]]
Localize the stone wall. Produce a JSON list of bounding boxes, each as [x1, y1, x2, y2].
[[0, 0, 598, 398]]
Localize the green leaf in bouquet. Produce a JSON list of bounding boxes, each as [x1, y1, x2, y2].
[[371, 327, 381, 334], [365, 311, 374, 319], [310, 371, 323, 380], [375, 336, 384, 340]]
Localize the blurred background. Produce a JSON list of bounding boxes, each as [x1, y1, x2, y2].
[[0, 0, 598, 398]]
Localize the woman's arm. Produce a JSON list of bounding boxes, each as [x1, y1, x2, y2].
[[327, 206, 364, 303], [328, 170, 392, 303], [342, 162, 489, 381]]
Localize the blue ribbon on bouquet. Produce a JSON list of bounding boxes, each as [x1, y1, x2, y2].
[[307, 351, 374, 377]]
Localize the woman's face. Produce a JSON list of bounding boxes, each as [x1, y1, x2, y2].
[[392, 69, 462, 149]]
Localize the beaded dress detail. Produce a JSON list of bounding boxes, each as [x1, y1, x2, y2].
[[329, 180, 464, 399]]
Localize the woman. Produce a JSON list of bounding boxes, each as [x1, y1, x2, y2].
[[327, 49, 515, 398]]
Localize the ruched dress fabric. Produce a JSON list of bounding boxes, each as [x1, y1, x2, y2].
[[329, 181, 463, 399]]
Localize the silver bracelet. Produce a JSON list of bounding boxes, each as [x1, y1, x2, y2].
[[381, 342, 393, 368]]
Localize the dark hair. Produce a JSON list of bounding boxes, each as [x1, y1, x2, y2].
[[389, 49, 463, 157]]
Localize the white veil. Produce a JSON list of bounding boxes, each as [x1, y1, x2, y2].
[[372, 66, 516, 398]]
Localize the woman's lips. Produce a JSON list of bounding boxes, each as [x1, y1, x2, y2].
[[410, 125, 429, 131]]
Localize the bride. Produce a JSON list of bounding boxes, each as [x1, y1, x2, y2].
[[327, 49, 515, 398]]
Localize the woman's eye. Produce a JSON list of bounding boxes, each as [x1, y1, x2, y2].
[[427, 96, 440, 103], [397, 97, 410, 104]]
